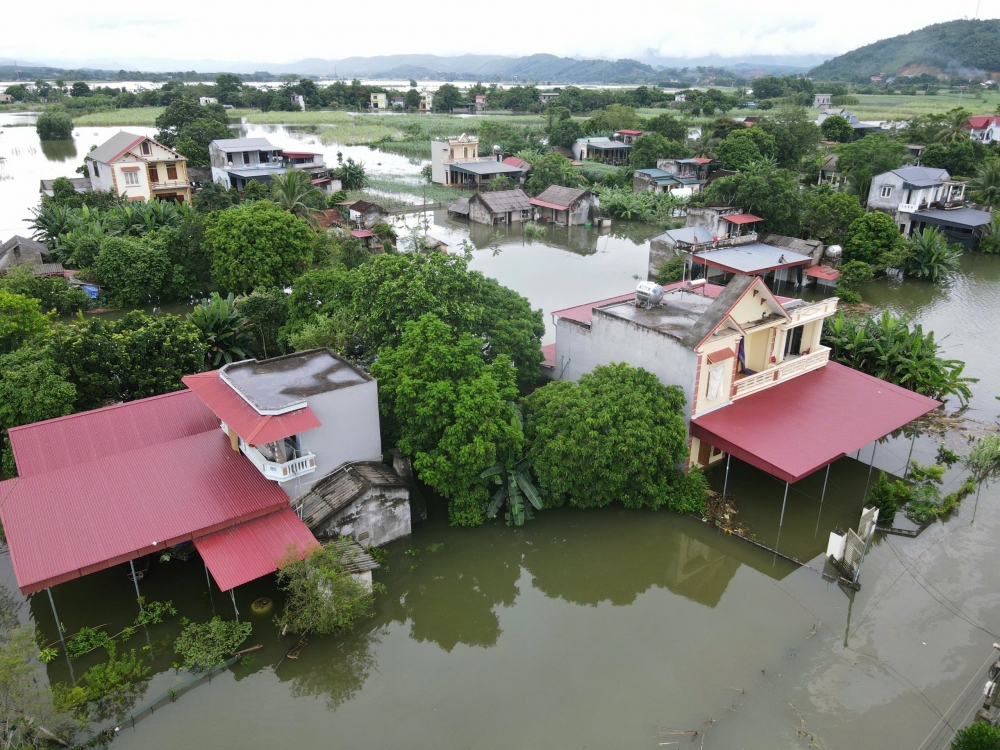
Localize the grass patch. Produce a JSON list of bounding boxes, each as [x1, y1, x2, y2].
[[366, 175, 471, 203], [73, 107, 165, 126]]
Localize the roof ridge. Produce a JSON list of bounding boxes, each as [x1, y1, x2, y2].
[[7, 388, 195, 434]]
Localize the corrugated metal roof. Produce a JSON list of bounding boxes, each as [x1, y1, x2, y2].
[[660, 226, 716, 244], [691, 362, 941, 483], [8, 390, 218, 478], [194, 508, 319, 591], [540, 343, 556, 369], [181, 371, 321, 446], [0, 428, 290, 594], [724, 214, 763, 225], [473, 189, 532, 214], [212, 137, 277, 151], [693, 243, 811, 275], [87, 132, 145, 164], [450, 161, 524, 176], [912, 207, 993, 227]]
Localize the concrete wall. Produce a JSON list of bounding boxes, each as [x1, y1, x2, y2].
[[318, 487, 411, 547], [87, 160, 115, 192], [685, 206, 740, 237], [288, 379, 383, 500], [554, 312, 699, 421]]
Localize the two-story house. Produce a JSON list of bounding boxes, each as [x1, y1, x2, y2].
[[370, 92, 388, 110], [86, 131, 191, 204], [419, 89, 433, 112], [866, 166, 991, 245], [546, 275, 939, 498], [966, 115, 1000, 142], [209, 137, 337, 192], [430, 134, 524, 187]]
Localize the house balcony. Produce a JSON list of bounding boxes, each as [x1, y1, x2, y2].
[[898, 202, 920, 214], [151, 179, 189, 190], [733, 346, 831, 400], [783, 298, 838, 328], [242, 444, 317, 483]]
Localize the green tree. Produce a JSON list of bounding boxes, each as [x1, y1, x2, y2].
[[978, 211, 1000, 253], [548, 118, 583, 148], [821, 115, 854, 142], [900, 228, 963, 282], [801, 185, 864, 245], [867, 471, 898, 525], [951, 723, 1000, 750], [646, 113, 688, 142], [0, 291, 49, 354], [155, 98, 228, 147], [70, 81, 91, 97], [241, 179, 267, 200], [187, 292, 253, 366], [583, 104, 640, 134], [0, 347, 76, 432], [35, 110, 73, 140], [433, 83, 462, 112], [969, 159, 1000, 206], [480, 405, 543, 526], [94, 234, 173, 306], [524, 363, 706, 513], [837, 133, 908, 176], [0, 266, 89, 315], [332, 157, 368, 190], [204, 201, 313, 293], [174, 118, 231, 166], [372, 314, 522, 526], [268, 169, 325, 225], [842, 212, 903, 266], [236, 287, 289, 360], [174, 617, 252, 671], [715, 132, 763, 170], [629, 133, 689, 169], [403, 88, 421, 109], [702, 161, 802, 236], [192, 181, 236, 213], [524, 153, 584, 195]]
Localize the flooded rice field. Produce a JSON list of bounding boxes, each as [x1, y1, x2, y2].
[[2, 119, 1000, 749]]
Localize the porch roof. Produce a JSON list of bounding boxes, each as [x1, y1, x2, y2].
[[912, 207, 992, 228], [690, 362, 940, 483], [449, 161, 523, 176], [693, 243, 811, 275]]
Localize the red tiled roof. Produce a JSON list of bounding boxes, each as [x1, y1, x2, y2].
[[194, 507, 319, 591], [8, 390, 218, 478], [182, 371, 321, 446], [502, 156, 528, 168], [706, 348, 735, 364], [351, 229, 374, 238], [724, 213, 763, 225], [0, 428, 290, 594], [311, 177, 331, 185], [540, 343, 556, 369], [317, 208, 345, 228], [690, 362, 940, 483], [617, 129, 643, 135], [966, 116, 999, 129], [804, 265, 840, 281]]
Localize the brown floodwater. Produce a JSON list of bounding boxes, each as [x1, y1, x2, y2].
[[4, 119, 1000, 749]]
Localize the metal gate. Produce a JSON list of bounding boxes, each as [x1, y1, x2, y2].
[[843, 529, 865, 575]]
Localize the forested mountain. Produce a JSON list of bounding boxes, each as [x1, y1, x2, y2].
[[809, 19, 1000, 80]]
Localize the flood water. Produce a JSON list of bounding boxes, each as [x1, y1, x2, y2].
[[3, 119, 1000, 749]]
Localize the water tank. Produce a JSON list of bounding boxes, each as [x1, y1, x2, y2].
[[825, 244, 842, 261], [635, 281, 664, 307]]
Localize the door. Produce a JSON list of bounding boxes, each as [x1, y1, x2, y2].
[[698, 440, 712, 466], [784, 326, 804, 357], [507, 211, 512, 224]]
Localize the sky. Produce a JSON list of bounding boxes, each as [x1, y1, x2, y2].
[[2, 0, 999, 69]]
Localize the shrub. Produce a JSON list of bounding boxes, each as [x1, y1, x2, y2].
[[94, 235, 172, 306], [843, 212, 902, 267], [951, 722, 1000, 750], [0, 266, 89, 315], [174, 617, 252, 671], [657, 255, 685, 284], [36, 110, 73, 140], [868, 471, 898, 525]]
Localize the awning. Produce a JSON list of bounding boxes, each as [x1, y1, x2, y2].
[[352, 229, 374, 238], [182, 371, 321, 446], [311, 177, 331, 185], [804, 265, 840, 281], [724, 214, 763, 225], [706, 348, 735, 364], [530, 198, 570, 211], [690, 362, 940, 483], [194, 508, 320, 591]]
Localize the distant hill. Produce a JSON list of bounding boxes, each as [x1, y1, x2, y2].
[[809, 18, 1000, 80]]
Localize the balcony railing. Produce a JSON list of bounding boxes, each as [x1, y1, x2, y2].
[[242, 444, 317, 483], [732, 346, 830, 400], [783, 298, 838, 327], [151, 179, 188, 189], [898, 202, 919, 214]]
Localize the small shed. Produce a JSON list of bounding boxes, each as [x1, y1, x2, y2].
[[448, 197, 470, 217], [529, 185, 598, 226], [468, 190, 533, 225], [0, 236, 64, 276], [348, 200, 387, 229]]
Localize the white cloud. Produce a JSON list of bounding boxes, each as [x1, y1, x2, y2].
[[3, 0, 997, 67]]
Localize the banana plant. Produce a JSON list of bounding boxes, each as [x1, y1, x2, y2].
[[480, 406, 544, 527]]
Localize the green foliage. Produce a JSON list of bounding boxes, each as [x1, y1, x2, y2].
[[834, 260, 874, 302], [242, 179, 267, 201], [433, 83, 462, 112], [0, 625, 69, 747], [332, 156, 368, 190], [204, 200, 313, 293], [94, 234, 172, 305], [951, 721, 1000, 750], [269, 169, 326, 224], [657, 255, 685, 284], [154, 97, 229, 147], [285, 310, 359, 355], [372, 314, 522, 526], [629, 133, 689, 169], [50, 312, 205, 409], [0, 266, 89, 315], [715, 132, 762, 170], [525, 153, 585, 196], [284, 252, 543, 389], [582, 104, 641, 134], [822, 310, 975, 405], [523, 221, 547, 240], [969, 160, 1000, 207], [836, 134, 908, 177], [596, 186, 685, 224], [868, 471, 898, 525], [481, 405, 544, 526], [645, 113, 688, 142], [174, 616, 252, 671], [0, 347, 76, 432], [842, 212, 903, 267], [193, 181, 237, 213], [65, 644, 151, 722], [963, 435, 1000, 497], [174, 118, 230, 166], [0, 291, 49, 354], [801, 185, 864, 245], [235, 287, 290, 360], [525, 363, 704, 513], [702, 161, 802, 235], [821, 115, 854, 142], [921, 139, 980, 177], [35, 109, 73, 140], [187, 292, 253, 366], [274, 540, 375, 635], [900, 228, 963, 282]]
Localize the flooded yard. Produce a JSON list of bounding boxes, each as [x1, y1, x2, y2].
[[3, 118, 1000, 749]]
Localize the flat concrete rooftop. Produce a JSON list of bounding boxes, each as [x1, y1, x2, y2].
[[221, 349, 370, 412], [598, 290, 716, 340]]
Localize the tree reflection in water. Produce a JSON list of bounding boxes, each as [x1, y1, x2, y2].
[[280, 625, 384, 711]]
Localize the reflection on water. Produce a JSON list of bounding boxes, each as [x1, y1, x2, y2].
[[39, 138, 77, 162]]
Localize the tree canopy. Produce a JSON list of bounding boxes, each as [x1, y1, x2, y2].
[[842, 212, 903, 267], [524, 153, 584, 196], [629, 133, 689, 170], [801, 186, 865, 246], [702, 161, 803, 236]]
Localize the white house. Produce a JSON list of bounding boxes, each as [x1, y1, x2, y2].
[[209, 137, 338, 192], [866, 166, 968, 234], [966, 115, 1000, 142]]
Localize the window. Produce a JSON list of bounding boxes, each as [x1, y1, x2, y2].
[[880, 186, 892, 198], [242, 151, 251, 165], [166, 163, 178, 180], [464, 147, 468, 158], [92, 162, 99, 177], [140, 141, 151, 155], [123, 171, 139, 186], [148, 166, 158, 184]]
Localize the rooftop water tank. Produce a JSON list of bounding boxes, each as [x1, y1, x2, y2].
[[635, 281, 664, 307], [825, 244, 842, 260]]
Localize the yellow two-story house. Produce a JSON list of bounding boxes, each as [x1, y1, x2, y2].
[[86, 131, 191, 204]]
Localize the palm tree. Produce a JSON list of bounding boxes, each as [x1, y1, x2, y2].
[[268, 170, 324, 226], [846, 166, 873, 207], [933, 107, 973, 145], [480, 406, 543, 527], [29, 203, 76, 248], [900, 228, 962, 283], [187, 292, 254, 367], [969, 159, 1000, 207], [979, 212, 1000, 254], [689, 129, 717, 159]]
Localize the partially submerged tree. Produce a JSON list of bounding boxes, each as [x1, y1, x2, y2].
[[174, 616, 253, 671]]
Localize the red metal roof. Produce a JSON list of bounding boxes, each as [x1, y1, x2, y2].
[[282, 150, 320, 158], [724, 214, 763, 225], [8, 390, 218, 478], [617, 129, 644, 135], [194, 507, 319, 591], [0, 428, 290, 594], [540, 343, 556, 369], [311, 177, 331, 184], [502, 156, 528, 168], [804, 265, 840, 281], [351, 229, 374, 238], [706, 348, 735, 364], [182, 371, 321, 446], [690, 362, 940, 483], [966, 116, 999, 129], [530, 198, 570, 211]]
